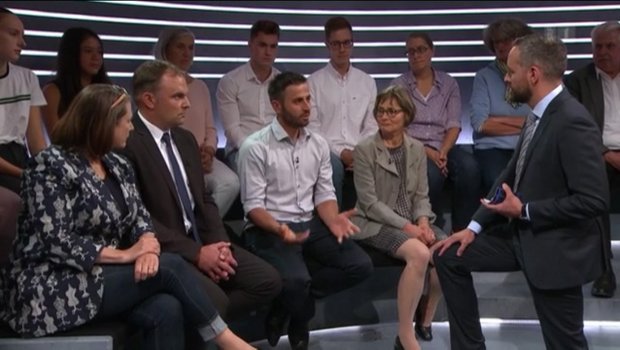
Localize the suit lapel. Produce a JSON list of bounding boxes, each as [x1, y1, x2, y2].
[[586, 65, 605, 129], [132, 114, 183, 210], [373, 134, 398, 176], [518, 90, 566, 177]]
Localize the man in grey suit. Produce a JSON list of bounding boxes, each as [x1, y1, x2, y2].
[[434, 34, 608, 350], [564, 20, 620, 298]]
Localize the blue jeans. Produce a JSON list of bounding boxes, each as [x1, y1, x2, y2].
[[474, 148, 514, 196], [98, 253, 226, 350], [427, 146, 481, 232], [244, 217, 373, 324]]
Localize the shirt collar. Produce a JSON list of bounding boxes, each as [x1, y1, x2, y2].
[[244, 61, 277, 83], [270, 118, 310, 142], [138, 111, 168, 143], [532, 84, 563, 119], [407, 67, 443, 88], [326, 61, 351, 80], [594, 66, 619, 81]]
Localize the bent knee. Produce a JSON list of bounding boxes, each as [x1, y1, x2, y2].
[[398, 239, 431, 265]]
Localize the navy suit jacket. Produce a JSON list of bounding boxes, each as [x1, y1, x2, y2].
[[473, 89, 608, 289], [120, 113, 228, 262], [564, 62, 605, 131]]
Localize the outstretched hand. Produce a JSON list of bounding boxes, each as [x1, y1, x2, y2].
[[327, 208, 360, 244]]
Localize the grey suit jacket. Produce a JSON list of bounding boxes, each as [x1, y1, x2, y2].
[[474, 89, 608, 290], [351, 132, 435, 240], [564, 62, 605, 131]]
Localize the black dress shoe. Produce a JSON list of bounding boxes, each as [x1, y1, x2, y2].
[[288, 320, 309, 350], [591, 272, 616, 298], [415, 323, 433, 341], [265, 306, 288, 346], [394, 335, 404, 350]]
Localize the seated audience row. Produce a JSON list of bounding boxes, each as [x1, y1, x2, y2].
[[0, 4, 617, 350]]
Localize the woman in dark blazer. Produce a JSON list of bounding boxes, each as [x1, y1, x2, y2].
[[353, 85, 445, 350], [0, 84, 254, 350]]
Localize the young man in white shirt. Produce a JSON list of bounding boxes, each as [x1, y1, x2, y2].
[[307, 17, 377, 210], [217, 20, 281, 173]]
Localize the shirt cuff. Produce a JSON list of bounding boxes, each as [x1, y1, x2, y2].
[[521, 203, 531, 221], [467, 220, 482, 234]]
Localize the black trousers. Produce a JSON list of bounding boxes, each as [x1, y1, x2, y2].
[[244, 217, 373, 324], [434, 227, 588, 350], [193, 243, 282, 321], [602, 163, 620, 270]]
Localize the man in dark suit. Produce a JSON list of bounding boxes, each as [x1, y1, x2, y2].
[[564, 20, 620, 298], [434, 34, 608, 350], [121, 60, 281, 321]]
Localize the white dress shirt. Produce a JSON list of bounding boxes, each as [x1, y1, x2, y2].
[[307, 63, 378, 156], [216, 62, 280, 155], [238, 118, 336, 223]]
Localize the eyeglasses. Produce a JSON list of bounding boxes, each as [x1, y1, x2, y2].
[[110, 85, 129, 109], [327, 40, 353, 49], [376, 108, 403, 118], [405, 46, 430, 56]]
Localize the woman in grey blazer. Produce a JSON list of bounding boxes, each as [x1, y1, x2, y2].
[[352, 85, 445, 350]]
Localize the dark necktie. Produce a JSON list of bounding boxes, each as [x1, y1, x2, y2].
[[161, 132, 202, 244], [514, 112, 538, 192]]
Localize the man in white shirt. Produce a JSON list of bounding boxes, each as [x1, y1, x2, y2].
[[238, 71, 373, 350], [308, 16, 377, 210], [565, 20, 620, 298], [217, 20, 280, 172]]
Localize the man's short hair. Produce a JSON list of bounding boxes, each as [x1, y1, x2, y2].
[[513, 33, 567, 80], [324, 16, 352, 40], [250, 20, 280, 40], [132, 60, 184, 102], [591, 21, 620, 40], [268, 71, 307, 102]]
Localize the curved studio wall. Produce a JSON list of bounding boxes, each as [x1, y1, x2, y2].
[[5, 1, 619, 146]]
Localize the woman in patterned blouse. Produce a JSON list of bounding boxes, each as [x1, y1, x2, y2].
[[0, 84, 255, 349]]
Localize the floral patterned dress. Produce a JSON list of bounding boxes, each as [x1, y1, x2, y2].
[[0, 146, 153, 337]]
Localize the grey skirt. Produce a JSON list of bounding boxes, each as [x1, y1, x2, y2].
[[359, 224, 447, 257]]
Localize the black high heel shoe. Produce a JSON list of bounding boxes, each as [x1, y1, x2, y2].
[[394, 335, 404, 350], [415, 323, 433, 341]]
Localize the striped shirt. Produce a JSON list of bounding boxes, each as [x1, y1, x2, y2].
[[391, 69, 461, 150]]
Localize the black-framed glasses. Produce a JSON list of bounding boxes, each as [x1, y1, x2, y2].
[[405, 46, 430, 56], [328, 40, 353, 49], [376, 108, 403, 118]]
